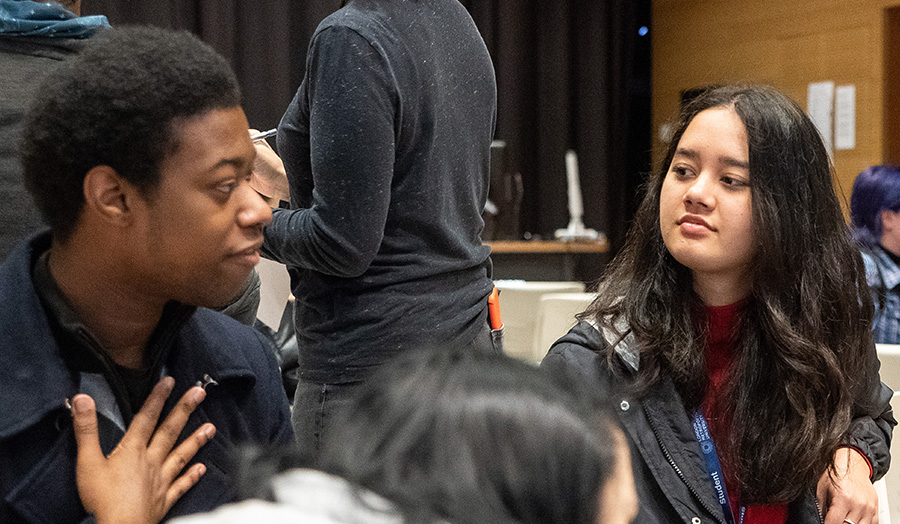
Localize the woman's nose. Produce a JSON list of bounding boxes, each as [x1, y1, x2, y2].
[[684, 174, 714, 209]]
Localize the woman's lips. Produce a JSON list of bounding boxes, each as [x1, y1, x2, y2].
[[677, 215, 714, 236]]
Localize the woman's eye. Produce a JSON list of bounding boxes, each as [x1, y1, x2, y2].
[[721, 176, 747, 188], [671, 166, 692, 178]]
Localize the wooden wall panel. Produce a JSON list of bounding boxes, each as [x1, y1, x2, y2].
[[652, 0, 900, 207]]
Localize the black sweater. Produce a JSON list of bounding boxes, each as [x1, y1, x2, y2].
[[262, 0, 496, 383]]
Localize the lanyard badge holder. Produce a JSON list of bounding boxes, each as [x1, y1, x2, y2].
[[692, 410, 745, 524]]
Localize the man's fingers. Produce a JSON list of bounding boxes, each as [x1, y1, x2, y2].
[[148, 386, 206, 457], [71, 394, 103, 467], [164, 463, 207, 513], [129, 377, 176, 443], [161, 423, 215, 484]]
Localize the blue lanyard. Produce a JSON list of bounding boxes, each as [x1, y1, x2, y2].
[[691, 410, 745, 524]]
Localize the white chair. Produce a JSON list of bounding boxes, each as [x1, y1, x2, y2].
[[878, 476, 892, 524], [878, 345, 900, 394], [875, 391, 900, 524], [494, 280, 585, 362], [531, 292, 597, 363], [875, 344, 900, 523], [256, 257, 292, 329]]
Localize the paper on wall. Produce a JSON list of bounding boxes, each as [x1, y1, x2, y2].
[[834, 84, 856, 151], [807, 81, 835, 157]]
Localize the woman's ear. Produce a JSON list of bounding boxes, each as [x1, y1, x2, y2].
[[82, 165, 135, 227]]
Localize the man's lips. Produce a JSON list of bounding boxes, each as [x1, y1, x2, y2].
[[677, 215, 715, 232], [230, 240, 264, 258]]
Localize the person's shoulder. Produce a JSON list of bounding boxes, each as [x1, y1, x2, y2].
[[546, 320, 607, 358], [169, 469, 406, 524], [180, 309, 275, 369], [190, 306, 258, 332], [167, 499, 307, 524], [313, 3, 409, 49], [314, 6, 376, 40], [541, 320, 615, 387]]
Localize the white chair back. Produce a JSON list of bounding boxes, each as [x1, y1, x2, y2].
[[256, 257, 292, 329], [875, 392, 900, 524], [875, 344, 900, 524], [531, 292, 597, 362], [494, 280, 585, 362]]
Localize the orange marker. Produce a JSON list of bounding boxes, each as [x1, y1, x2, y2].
[[488, 286, 503, 330]]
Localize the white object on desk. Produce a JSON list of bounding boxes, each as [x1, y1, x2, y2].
[[555, 150, 603, 242]]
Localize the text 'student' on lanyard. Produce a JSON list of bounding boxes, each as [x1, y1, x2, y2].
[[691, 410, 745, 524]]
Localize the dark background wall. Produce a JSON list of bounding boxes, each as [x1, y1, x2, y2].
[[83, 0, 651, 254]]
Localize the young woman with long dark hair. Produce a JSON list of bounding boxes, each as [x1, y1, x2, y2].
[[544, 85, 894, 524]]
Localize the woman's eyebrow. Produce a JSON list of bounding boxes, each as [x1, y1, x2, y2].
[[720, 155, 749, 169], [673, 147, 699, 161], [674, 148, 748, 170]]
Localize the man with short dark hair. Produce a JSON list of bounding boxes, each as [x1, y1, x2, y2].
[[0, 26, 292, 523]]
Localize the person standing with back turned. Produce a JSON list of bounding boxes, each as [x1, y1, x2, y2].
[[251, 0, 498, 455]]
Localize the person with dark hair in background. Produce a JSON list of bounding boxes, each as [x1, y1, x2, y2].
[[544, 85, 894, 523], [0, 0, 109, 261], [171, 347, 639, 524], [0, 26, 292, 524], [248, 0, 499, 456], [851, 165, 900, 344]]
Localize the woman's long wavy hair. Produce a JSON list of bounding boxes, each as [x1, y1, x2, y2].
[[582, 85, 877, 503]]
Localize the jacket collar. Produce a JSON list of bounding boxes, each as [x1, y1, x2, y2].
[[588, 316, 639, 371], [0, 232, 259, 439]]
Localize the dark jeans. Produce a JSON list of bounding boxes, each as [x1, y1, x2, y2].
[[290, 319, 503, 458], [291, 379, 362, 460]]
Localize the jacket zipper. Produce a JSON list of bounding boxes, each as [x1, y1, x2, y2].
[[813, 489, 825, 524], [644, 403, 728, 524]]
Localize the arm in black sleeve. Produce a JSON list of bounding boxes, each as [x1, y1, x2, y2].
[[261, 26, 396, 277]]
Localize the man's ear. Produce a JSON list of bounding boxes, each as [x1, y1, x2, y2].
[[82, 166, 139, 226]]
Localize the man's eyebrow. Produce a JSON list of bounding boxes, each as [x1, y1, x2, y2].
[[673, 147, 748, 170], [211, 157, 248, 170]]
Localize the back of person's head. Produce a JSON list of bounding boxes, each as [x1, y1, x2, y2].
[[850, 165, 900, 250], [320, 347, 626, 524], [21, 25, 241, 243]]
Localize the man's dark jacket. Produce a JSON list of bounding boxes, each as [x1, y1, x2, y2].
[[0, 234, 294, 523]]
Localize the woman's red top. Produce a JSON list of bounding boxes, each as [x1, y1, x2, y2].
[[701, 301, 788, 524]]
